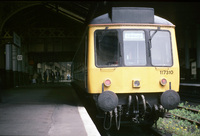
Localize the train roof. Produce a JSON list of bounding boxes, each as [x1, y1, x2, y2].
[[90, 7, 174, 26]]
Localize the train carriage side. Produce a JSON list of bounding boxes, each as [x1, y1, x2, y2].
[[71, 31, 88, 91]]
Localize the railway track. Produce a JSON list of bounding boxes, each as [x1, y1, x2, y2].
[[154, 102, 200, 136], [102, 103, 200, 135], [169, 105, 200, 127], [170, 113, 200, 127], [178, 105, 199, 114]]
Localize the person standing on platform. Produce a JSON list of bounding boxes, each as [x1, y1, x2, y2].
[[56, 70, 60, 82], [33, 72, 38, 84], [43, 70, 47, 84], [51, 70, 55, 83], [38, 72, 42, 84]]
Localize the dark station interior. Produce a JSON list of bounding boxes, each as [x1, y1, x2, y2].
[[0, 1, 200, 135], [0, 1, 200, 87]]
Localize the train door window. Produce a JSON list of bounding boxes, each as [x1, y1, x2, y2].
[[95, 30, 119, 67], [150, 31, 172, 66], [123, 30, 147, 66]]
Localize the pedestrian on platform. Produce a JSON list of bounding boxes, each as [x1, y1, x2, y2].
[[38, 72, 42, 84], [33, 72, 38, 84], [56, 70, 60, 82], [43, 70, 47, 84], [51, 70, 55, 83]]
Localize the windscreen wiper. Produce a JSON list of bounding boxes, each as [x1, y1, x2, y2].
[[149, 26, 160, 42], [99, 27, 109, 43], [148, 26, 160, 48], [148, 26, 160, 57]]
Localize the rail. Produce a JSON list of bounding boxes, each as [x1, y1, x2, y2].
[[169, 106, 200, 127], [177, 105, 199, 113], [170, 113, 200, 127]]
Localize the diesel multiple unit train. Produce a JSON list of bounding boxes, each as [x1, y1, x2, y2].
[[72, 7, 180, 130]]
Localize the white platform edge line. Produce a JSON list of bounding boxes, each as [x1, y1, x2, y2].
[[78, 106, 101, 136]]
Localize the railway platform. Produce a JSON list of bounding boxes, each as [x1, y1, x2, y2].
[[0, 83, 100, 136]]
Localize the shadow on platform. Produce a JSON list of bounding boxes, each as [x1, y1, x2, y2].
[[1, 82, 78, 106]]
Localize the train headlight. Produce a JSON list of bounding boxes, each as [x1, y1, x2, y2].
[[104, 79, 111, 87], [160, 78, 167, 86], [132, 80, 140, 87]]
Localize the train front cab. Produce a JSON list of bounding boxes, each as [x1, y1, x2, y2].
[[85, 7, 180, 129], [87, 25, 180, 128]]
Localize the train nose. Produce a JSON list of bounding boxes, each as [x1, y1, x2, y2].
[[160, 90, 180, 110], [97, 91, 118, 112]]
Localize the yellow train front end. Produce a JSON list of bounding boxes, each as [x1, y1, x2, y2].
[[88, 25, 179, 94], [86, 7, 180, 130]]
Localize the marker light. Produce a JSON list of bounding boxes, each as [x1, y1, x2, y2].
[[104, 79, 111, 87], [160, 78, 167, 86], [132, 80, 140, 87]]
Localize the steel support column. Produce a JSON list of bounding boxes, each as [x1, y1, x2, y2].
[[196, 25, 200, 82], [24, 53, 29, 84], [22, 51, 26, 85], [0, 45, 5, 90], [184, 28, 191, 81], [12, 44, 18, 87], [5, 43, 13, 88], [18, 48, 22, 86]]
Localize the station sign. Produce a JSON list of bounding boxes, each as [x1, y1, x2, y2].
[[13, 32, 21, 47], [17, 55, 23, 61], [191, 62, 196, 75]]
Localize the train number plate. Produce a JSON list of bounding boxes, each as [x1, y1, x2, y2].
[[160, 70, 174, 75]]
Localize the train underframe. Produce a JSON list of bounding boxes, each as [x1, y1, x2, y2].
[[92, 92, 178, 130]]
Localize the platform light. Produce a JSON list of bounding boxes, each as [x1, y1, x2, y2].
[[160, 78, 167, 86], [104, 79, 111, 87]]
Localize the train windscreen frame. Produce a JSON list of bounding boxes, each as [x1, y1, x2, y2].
[[150, 30, 173, 66], [123, 30, 147, 66], [94, 29, 173, 67], [95, 30, 120, 67]]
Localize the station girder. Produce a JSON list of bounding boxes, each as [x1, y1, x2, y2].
[[0, 1, 200, 64]]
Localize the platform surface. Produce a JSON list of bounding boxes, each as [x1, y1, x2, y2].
[[0, 83, 100, 136]]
